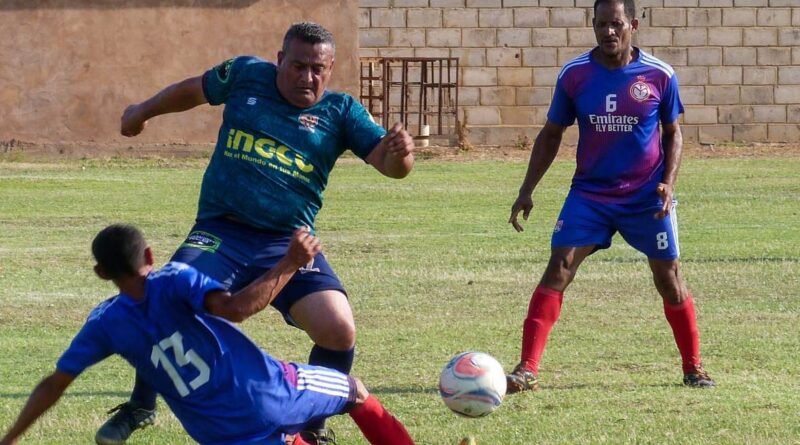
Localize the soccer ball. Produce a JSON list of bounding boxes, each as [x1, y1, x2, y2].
[[438, 351, 507, 418]]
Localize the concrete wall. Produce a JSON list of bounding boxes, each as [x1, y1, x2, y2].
[[0, 0, 359, 144], [359, 0, 800, 145]]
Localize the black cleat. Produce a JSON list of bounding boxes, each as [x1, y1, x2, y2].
[[683, 366, 716, 388], [95, 402, 156, 445], [298, 428, 337, 445]]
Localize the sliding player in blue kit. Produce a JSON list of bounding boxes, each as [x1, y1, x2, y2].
[[0, 224, 415, 445], [505, 0, 715, 393], [106, 22, 415, 444]]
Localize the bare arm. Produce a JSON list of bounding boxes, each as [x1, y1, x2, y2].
[[120, 76, 208, 137], [508, 121, 568, 232], [203, 227, 321, 323], [655, 120, 683, 219], [0, 371, 75, 445], [365, 123, 415, 179]]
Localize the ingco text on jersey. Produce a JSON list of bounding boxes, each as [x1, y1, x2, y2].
[[224, 128, 314, 183]]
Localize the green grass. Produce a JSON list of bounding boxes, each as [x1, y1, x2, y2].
[[0, 154, 798, 444]]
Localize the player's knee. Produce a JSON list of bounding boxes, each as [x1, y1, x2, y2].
[[541, 256, 574, 289], [331, 317, 356, 349], [299, 299, 357, 349], [658, 283, 686, 305], [313, 318, 356, 350], [651, 261, 685, 304]]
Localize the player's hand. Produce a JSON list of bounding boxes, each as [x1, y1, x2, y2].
[[509, 194, 534, 232], [384, 123, 415, 159], [120, 104, 148, 137], [654, 182, 673, 219], [286, 226, 321, 268]]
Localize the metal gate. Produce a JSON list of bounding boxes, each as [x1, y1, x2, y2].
[[360, 57, 459, 145]]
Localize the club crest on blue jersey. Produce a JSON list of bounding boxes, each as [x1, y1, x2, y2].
[[298, 114, 320, 133], [630, 80, 651, 102]]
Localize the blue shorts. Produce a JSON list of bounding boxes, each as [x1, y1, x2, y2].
[[263, 361, 356, 443], [274, 362, 357, 436], [170, 218, 346, 326], [551, 191, 681, 260]]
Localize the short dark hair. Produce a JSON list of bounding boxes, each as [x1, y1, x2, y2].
[[282, 22, 335, 54], [593, 0, 636, 20], [92, 224, 147, 279]]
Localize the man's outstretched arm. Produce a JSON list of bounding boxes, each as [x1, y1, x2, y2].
[[120, 76, 207, 137], [0, 371, 75, 445]]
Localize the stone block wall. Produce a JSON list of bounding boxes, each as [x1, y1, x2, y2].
[[0, 0, 360, 144], [359, 0, 800, 145]]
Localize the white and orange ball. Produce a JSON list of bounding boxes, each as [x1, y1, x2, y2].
[[438, 352, 507, 418]]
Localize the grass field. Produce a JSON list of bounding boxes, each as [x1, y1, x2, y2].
[[1, 150, 798, 444]]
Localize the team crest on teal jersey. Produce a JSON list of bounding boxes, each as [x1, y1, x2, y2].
[[181, 231, 222, 252], [214, 58, 235, 83], [298, 114, 319, 133]]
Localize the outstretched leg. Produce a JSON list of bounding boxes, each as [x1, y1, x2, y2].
[[283, 367, 413, 445], [348, 378, 415, 445]]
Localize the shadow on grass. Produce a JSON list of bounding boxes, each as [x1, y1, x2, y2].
[[369, 386, 439, 396], [600, 256, 799, 264]]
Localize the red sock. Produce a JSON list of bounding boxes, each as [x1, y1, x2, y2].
[[287, 434, 313, 445], [520, 286, 563, 373], [349, 395, 415, 445], [663, 295, 702, 373]]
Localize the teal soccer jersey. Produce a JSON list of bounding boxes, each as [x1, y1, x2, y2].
[[199, 56, 386, 232]]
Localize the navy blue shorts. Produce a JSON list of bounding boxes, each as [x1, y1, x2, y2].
[[170, 218, 346, 326], [551, 191, 681, 260]]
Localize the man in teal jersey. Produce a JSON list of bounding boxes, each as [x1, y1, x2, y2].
[[104, 22, 415, 445]]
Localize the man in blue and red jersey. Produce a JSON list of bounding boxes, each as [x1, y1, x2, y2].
[[105, 22, 415, 444], [505, 0, 715, 393], [0, 224, 415, 445]]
